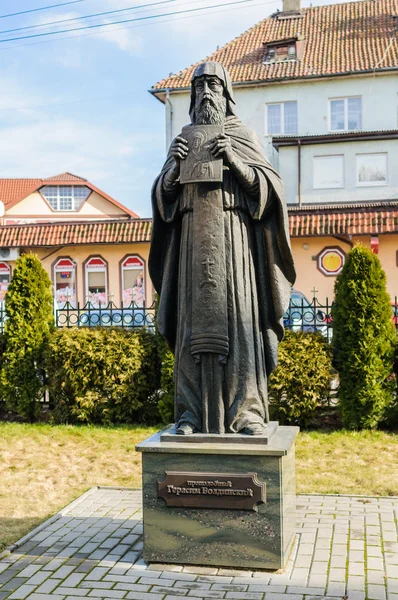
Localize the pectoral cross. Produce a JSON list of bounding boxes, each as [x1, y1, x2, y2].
[[200, 257, 216, 287]]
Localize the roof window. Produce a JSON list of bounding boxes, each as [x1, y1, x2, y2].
[[264, 38, 298, 63], [41, 185, 90, 211]]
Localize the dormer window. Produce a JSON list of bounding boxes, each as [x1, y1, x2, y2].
[[264, 37, 300, 63], [41, 185, 90, 211]]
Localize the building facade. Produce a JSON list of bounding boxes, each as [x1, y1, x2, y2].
[[0, 174, 153, 309], [151, 0, 398, 301]]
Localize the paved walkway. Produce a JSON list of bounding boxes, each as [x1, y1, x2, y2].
[[0, 487, 397, 600]]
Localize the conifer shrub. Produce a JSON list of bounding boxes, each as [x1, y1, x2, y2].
[[45, 327, 160, 424], [268, 330, 332, 427], [0, 254, 54, 420], [332, 244, 397, 429]]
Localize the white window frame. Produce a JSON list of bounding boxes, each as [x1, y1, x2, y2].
[[41, 185, 90, 212], [54, 258, 77, 308], [265, 101, 298, 135], [85, 257, 108, 307], [328, 96, 362, 132], [313, 155, 345, 190], [356, 153, 388, 187], [121, 256, 145, 308]]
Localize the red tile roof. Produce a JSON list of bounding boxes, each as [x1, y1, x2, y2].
[[0, 206, 397, 249], [0, 219, 152, 248], [0, 172, 139, 218], [289, 204, 398, 236], [43, 172, 87, 182], [152, 0, 398, 93], [0, 179, 43, 206]]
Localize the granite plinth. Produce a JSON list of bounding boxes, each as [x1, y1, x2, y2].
[[136, 425, 298, 571], [160, 421, 279, 444]]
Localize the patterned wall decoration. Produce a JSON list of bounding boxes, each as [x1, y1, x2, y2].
[[317, 246, 346, 277]]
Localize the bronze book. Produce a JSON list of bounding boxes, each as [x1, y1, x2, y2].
[[180, 124, 223, 184]]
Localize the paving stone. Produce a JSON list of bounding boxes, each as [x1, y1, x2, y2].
[[367, 585, 387, 600], [224, 593, 263, 599], [35, 578, 61, 594], [162, 572, 198, 582], [56, 588, 90, 596], [87, 591, 126, 598], [174, 582, 212, 590], [28, 595, 66, 600], [150, 586, 188, 595], [1, 577, 29, 592], [125, 594, 164, 600], [187, 591, 225, 599], [8, 584, 38, 599]]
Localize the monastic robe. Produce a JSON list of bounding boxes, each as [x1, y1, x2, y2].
[[149, 115, 296, 433]]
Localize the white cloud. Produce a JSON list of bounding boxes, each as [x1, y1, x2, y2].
[[0, 116, 138, 183], [97, 21, 142, 54]]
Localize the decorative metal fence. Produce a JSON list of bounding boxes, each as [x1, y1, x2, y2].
[[55, 301, 156, 329], [0, 297, 397, 337], [283, 295, 398, 342]]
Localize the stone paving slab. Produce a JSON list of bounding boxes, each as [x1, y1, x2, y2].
[[1, 487, 397, 599]]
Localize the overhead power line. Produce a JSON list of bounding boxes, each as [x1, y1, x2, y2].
[[0, 0, 259, 43], [0, 0, 178, 36], [0, 0, 91, 20], [0, 0, 272, 51]]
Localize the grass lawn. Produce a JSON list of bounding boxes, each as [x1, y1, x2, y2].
[[1, 423, 397, 552]]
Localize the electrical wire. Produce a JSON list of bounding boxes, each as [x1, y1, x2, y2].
[[0, 0, 272, 52], [0, 0, 91, 20], [0, 0, 178, 36], [0, 0, 260, 43]]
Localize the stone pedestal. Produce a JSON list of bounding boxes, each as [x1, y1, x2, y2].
[[136, 425, 298, 571]]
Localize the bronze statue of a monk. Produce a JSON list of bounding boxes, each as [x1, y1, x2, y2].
[[149, 61, 295, 436]]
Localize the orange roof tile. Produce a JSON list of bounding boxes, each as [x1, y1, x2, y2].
[[289, 204, 398, 236], [0, 173, 139, 218], [0, 179, 43, 206], [152, 0, 398, 93], [0, 205, 397, 249], [0, 219, 152, 248], [43, 172, 87, 182]]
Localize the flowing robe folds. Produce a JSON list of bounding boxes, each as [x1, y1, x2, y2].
[[149, 116, 296, 433]]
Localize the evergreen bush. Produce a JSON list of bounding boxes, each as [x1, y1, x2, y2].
[[268, 330, 332, 427], [45, 327, 160, 424], [332, 244, 397, 429], [0, 254, 54, 420]]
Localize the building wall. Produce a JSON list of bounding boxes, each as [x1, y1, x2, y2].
[[5, 190, 127, 221], [29, 243, 153, 307], [291, 234, 398, 302], [2, 235, 397, 311], [166, 72, 398, 144], [279, 138, 398, 205]]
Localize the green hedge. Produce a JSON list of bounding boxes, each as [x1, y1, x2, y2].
[[269, 330, 332, 427], [45, 327, 161, 424], [156, 330, 333, 428]]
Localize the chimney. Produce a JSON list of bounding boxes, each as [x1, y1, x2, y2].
[[283, 0, 301, 12]]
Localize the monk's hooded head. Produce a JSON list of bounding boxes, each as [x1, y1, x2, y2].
[[189, 62, 236, 125]]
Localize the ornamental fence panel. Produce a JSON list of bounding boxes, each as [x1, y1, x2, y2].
[[55, 300, 156, 329], [283, 295, 398, 342], [0, 297, 396, 337]]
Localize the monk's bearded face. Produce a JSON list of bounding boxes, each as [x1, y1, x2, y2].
[[193, 75, 227, 125]]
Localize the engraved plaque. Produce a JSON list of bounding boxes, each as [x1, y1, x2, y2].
[[180, 125, 223, 184], [157, 471, 266, 511]]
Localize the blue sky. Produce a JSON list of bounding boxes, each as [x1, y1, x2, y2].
[[0, 0, 358, 216]]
